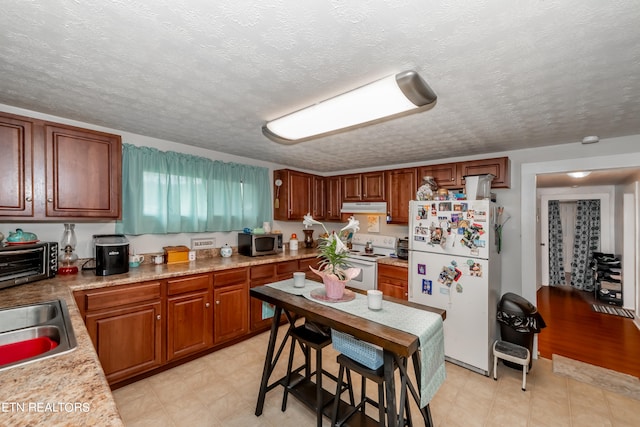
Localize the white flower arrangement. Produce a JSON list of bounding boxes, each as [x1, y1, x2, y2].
[[303, 213, 361, 281]]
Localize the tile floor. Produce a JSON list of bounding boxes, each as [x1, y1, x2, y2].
[[113, 327, 640, 426]]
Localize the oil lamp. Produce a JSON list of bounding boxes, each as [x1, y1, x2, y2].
[[59, 223, 78, 274]]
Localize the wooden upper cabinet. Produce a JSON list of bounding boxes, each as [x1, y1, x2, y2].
[[341, 173, 362, 202], [0, 111, 122, 220], [273, 169, 313, 220], [417, 162, 460, 189], [0, 113, 34, 217], [342, 171, 385, 202], [385, 168, 417, 224], [459, 157, 511, 189], [362, 171, 385, 201], [325, 176, 341, 221], [312, 176, 326, 220], [45, 124, 122, 218]]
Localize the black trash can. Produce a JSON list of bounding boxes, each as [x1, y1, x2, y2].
[[497, 292, 546, 370]]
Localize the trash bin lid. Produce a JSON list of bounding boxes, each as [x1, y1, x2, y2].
[[498, 292, 537, 316]]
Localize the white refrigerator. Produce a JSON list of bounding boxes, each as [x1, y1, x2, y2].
[[408, 200, 501, 375]]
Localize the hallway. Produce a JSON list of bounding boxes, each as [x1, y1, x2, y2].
[[536, 285, 640, 379]]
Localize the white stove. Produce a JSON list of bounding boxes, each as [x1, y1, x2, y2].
[[345, 234, 397, 291]]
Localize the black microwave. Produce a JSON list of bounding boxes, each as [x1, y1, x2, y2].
[[238, 232, 282, 256], [0, 242, 58, 290]]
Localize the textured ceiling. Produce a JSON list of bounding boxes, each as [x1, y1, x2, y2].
[[1, 1, 640, 172]]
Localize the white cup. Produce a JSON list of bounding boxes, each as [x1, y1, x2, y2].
[[293, 272, 306, 288], [153, 255, 164, 264], [129, 254, 144, 264], [367, 290, 383, 310]]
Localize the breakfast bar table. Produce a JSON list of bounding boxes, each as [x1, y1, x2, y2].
[[251, 280, 446, 427]]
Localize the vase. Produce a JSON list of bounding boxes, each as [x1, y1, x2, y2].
[[322, 274, 346, 300], [302, 229, 314, 248]]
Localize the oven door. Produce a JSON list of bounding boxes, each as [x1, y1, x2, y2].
[[345, 258, 377, 291]]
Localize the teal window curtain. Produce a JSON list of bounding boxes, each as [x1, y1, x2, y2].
[[116, 144, 272, 235]]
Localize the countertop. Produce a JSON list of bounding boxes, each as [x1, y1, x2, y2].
[[378, 256, 409, 268], [0, 249, 318, 426]]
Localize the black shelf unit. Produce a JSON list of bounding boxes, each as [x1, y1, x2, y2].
[[592, 252, 622, 306]]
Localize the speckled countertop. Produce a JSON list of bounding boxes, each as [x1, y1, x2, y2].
[[0, 249, 318, 426], [378, 256, 409, 268]]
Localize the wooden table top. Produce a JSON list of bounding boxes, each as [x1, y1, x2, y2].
[[250, 285, 445, 358]]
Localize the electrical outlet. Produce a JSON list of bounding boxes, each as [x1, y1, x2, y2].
[[190, 237, 216, 250]]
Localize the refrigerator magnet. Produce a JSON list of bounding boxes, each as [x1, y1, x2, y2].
[[417, 264, 426, 275], [469, 262, 482, 277], [422, 279, 432, 295], [456, 282, 463, 293]]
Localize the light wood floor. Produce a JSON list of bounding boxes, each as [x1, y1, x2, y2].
[[536, 285, 640, 378]]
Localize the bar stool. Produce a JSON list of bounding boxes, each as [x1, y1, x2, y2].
[[282, 323, 348, 427], [331, 353, 412, 427]]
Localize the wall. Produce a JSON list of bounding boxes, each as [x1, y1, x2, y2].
[[2, 103, 640, 302]]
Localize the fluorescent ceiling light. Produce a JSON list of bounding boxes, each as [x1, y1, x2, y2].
[[263, 70, 436, 144], [567, 171, 591, 178]]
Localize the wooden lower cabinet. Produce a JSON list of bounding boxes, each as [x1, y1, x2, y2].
[[166, 274, 213, 362], [377, 263, 409, 300], [79, 282, 163, 384], [249, 261, 299, 332], [249, 264, 277, 332], [213, 268, 249, 345], [76, 259, 324, 384], [298, 257, 322, 282]]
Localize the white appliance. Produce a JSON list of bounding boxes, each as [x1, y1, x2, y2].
[[346, 234, 397, 291], [408, 200, 501, 375]]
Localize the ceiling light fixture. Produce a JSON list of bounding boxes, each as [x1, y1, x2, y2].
[[567, 171, 592, 178], [263, 70, 437, 144]]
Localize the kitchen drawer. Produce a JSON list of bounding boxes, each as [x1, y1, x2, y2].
[[167, 274, 212, 295], [276, 260, 299, 276], [250, 264, 276, 280], [82, 281, 162, 312], [213, 267, 248, 287]]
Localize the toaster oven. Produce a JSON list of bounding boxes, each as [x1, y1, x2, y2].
[[0, 242, 58, 290]]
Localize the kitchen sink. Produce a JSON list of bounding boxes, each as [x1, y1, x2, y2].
[[0, 300, 77, 371]]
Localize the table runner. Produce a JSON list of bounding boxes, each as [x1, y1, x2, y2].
[[267, 279, 445, 407]]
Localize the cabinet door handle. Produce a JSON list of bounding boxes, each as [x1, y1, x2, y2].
[[205, 302, 210, 308], [26, 196, 32, 202], [47, 197, 53, 203], [216, 300, 220, 305], [156, 314, 161, 320]]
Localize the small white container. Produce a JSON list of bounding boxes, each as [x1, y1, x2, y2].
[[220, 244, 233, 258], [367, 290, 383, 310], [293, 272, 306, 288], [289, 234, 299, 251]]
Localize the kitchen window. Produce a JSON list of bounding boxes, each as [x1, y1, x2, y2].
[[116, 144, 271, 235]]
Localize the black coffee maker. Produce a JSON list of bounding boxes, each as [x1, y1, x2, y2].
[[94, 234, 129, 276]]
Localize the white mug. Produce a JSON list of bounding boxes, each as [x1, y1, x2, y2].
[[129, 254, 144, 264], [153, 255, 164, 264], [367, 290, 383, 310], [293, 272, 306, 288]]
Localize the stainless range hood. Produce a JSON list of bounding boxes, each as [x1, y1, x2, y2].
[[340, 202, 387, 215]]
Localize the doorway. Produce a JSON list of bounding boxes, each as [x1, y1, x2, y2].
[[539, 191, 611, 288], [522, 153, 640, 369]]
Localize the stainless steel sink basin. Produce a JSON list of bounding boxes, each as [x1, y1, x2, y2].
[[0, 302, 58, 333], [0, 300, 77, 371]]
